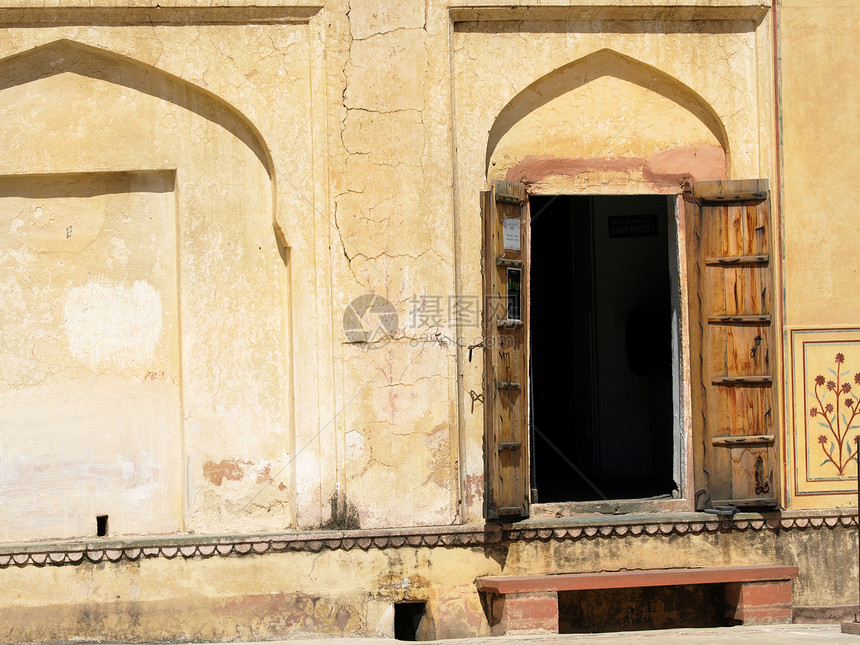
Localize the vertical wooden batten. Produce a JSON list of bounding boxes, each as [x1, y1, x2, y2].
[[482, 180, 530, 520], [686, 179, 779, 509]]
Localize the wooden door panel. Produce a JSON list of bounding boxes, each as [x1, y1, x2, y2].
[[687, 179, 778, 508], [729, 446, 773, 500], [705, 268, 769, 316], [708, 324, 771, 375], [483, 180, 530, 520], [713, 387, 774, 435]]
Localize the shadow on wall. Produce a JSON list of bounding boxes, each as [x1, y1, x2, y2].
[[485, 48, 730, 174], [0, 38, 273, 176], [0, 169, 175, 199]]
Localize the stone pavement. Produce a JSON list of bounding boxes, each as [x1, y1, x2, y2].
[[142, 625, 859, 645], [419, 625, 859, 643]]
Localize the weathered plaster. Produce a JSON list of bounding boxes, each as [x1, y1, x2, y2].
[[780, 1, 860, 327], [0, 2, 779, 538], [0, 21, 302, 537], [1, 0, 857, 639], [503, 146, 727, 192], [778, 1, 860, 508], [453, 8, 774, 521], [0, 513, 855, 641]]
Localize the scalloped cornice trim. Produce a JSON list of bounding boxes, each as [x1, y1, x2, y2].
[[1, 511, 855, 569]]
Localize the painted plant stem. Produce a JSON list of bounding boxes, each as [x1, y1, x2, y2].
[[810, 353, 860, 475]]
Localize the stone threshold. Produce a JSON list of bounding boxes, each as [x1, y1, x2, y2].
[[0, 508, 855, 569], [794, 603, 859, 623]]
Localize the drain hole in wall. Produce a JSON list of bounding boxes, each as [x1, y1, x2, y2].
[[394, 601, 426, 641], [96, 515, 108, 537]]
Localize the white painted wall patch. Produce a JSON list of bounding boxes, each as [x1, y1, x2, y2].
[[63, 278, 162, 369]]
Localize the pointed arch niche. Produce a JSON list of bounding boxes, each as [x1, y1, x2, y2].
[[0, 40, 291, 540], [486, 50, 729, 194]]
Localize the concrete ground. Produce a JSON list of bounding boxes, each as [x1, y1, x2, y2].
[[112, 624, 860, 645], [416, 625, 860, 643]]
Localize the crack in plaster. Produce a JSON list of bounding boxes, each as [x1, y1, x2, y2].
[[376, 374, 446, 389], [350, 26, 421, 42]]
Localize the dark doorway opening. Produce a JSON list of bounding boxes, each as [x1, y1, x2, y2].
[[530, 195, 676, 503], [558, 585, 730, 633], [394, 601, 426, 641]]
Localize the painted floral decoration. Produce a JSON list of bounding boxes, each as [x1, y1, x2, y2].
[[809, 353, 860, 475]]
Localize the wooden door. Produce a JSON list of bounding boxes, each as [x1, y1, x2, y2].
[[686, 179, 779, 509], [482, 180, 530, 519]]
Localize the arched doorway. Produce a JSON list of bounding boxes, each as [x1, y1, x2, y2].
[[482, 50, 734, 514]]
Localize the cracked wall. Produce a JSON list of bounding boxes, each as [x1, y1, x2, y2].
[[3, 0, 860, 641], [0, 1, 782, 539], [0, 0, 464, 538], [0, 19, 311, 539], [0, 522, 854, 641], [330, 0, 460, 529], [453, 10, 775, 520]]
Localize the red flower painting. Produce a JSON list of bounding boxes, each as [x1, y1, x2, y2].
[[809, 353, 860, 475]]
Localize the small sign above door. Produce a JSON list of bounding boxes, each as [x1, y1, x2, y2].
[[503, 217, 521, 250], [608, 214, 658, 239]]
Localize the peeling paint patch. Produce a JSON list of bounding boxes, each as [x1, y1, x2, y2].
[[424, 423, 449, 488], [215, 592, 362, 633], [464, 473, 484, 507], [345, 430, 365, 461], [203, 459, 246, 486], [505, 145, 726, 188], [256, 463, 272, 484], [63, 278, 162, 369], [505, 155, 611, 183], [378, 572, 430, 600], [643, 145, 727, 185], [107, 237, 130, 268]]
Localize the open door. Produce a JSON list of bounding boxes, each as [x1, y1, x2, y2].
[[686, 179, 779, 509], [482, 180, 530, 520]]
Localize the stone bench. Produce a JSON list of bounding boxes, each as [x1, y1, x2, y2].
[[477, 564, 799, 635]]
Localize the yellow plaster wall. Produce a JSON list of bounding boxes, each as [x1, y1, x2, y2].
[[0, 171, 182, 540], [452, 7, 775, 519], [780, 0, 860, 328], [0, 1, 465, 536], [0, 20, 307, 538], [2, 1, 860, 640], [490, 71, 727, 194], [0, 522, 853, 641], [329, 0, 462, 529], [780, 0, 860, 508], [0, 1, 787, 537]]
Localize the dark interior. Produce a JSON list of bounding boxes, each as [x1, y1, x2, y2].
[[558, 585, 731, 633], [394, 601, 426, 641], [529, 195, 675, 503]]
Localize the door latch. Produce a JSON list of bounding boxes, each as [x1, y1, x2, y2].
[[468, 340, 484, 362]]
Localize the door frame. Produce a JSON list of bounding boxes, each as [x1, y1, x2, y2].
[[520, 190, 695, 518]]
